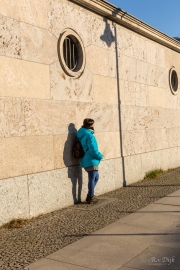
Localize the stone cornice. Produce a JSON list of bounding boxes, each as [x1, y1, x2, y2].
[[70, 0, 180, 53]]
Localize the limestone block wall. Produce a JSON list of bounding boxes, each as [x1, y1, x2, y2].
[[117, 25, 180, 184], [0, 0, 180, 226]]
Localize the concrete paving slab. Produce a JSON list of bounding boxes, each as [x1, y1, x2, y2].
[[46, 221, 169, 270], [154, 196, 180, 206], [137, 202, 180, 215], [167, 189, 180, 197], [26, 258, 95, 270], [155, 226, 180, 248], [114, 209, 180, 232], [124, 245, 180, 270]]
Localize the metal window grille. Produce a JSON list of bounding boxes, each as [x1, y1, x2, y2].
[[63, 37, 78, 71]]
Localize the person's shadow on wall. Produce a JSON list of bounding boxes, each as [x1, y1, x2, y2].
[[63, 123, 83, 204]]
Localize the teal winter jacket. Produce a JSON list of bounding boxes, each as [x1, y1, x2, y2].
[[76, 127, 103, 168]]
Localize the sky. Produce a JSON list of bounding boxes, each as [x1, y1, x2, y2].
[[108, 0, 180, 38]]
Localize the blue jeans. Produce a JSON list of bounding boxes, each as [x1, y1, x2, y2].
[[88, 170, 99, 197]]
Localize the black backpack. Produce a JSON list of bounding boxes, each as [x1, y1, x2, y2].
[[72, 138, 85, 159]]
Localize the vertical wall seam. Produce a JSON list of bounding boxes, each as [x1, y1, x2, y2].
[[27, 174, 31, 219]]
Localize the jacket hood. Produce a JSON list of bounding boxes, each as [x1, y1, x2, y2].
[[77, 127, 94, 139]]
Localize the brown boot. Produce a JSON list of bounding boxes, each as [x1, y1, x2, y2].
[[87, 195, 98, 204]]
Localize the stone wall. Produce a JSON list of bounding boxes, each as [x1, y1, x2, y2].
[[0, 0, 180, 226]]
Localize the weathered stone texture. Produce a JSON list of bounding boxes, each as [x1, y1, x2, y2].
[[47, 0, 92, 47], [0, 14, 21, 58], [0, 0, 48, 28], [28, 168, 76, 217], [119, 55, 137, 82], [148, 86, 167, 108], [93, 75, 118, 104], [86, 45, 110, 76], [75, 102, 112, 132], [0, 56, 50, 99], [96, 132, 121, 160], [96, 159, 116, 195], [0, 176, 29, 226], [0, 97, 25, 137], [20, 23, 58, 64], [24, 99, 76, 136], [50, 62, 93, 102], [0, 136, 54, 179], [117, 26, 147, 62], [124, 154, 143, 185]]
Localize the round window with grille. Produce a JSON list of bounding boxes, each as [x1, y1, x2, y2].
[[58, 29, 85, 78], [169, 67, 178, 95]]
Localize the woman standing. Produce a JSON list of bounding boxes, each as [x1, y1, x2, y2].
[[76, 118, 103, 204]]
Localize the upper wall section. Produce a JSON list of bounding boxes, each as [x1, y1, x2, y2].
[[0, 0, 48, 29], [70, 0, 180, 53]]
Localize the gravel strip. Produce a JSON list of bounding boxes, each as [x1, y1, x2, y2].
[[1, 168, 180, 270]]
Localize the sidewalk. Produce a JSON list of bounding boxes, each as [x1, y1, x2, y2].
[[27, 189, 180, 270]]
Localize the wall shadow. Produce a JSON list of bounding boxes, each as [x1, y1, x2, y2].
[[100, 18, 115, 47], [63, 123, 83, 204]]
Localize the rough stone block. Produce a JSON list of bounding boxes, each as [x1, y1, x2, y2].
[[20, 22, 58, 64], [118, 30, 147, 61], [28, 168, 76, 217], [96, 159, 115, 195], [147, 63, 158, 87], [0, 0, 48, 28], [135, 83, 148, 107], [50, 62, 93, 102], [0, 14, 21, 59], [24, 99, 76, 136], [124, 154, 143, 185], [93, 75, 118, 104], [0, 97, 25, 137], [167, 128, 179, 148], [136, 60, 148, 84], [47, 0, 92, 46], [0, 136, 54, 180], [148, 86, 167, 108], [0, 176, 29, 226], [136, 107, 153, 130], [75, 102, 112, 132], [111, 104, 120, 131], [157, 67, 168, 89], [0, 56, 50, 99], [161, 148, 170, 171], [122, 129, 150, 156], [119, 54, 137, 82], [86, 45, 110, 77], [96, 131, 121, 160], [168, 147, 179, 169], [123, 81, 136, 106], [146, 41, 165, 68], [141, 151, 162, 177], [166, 86, 178, 109], [108, 50, 117, 78], [121, 105, 137, 130]]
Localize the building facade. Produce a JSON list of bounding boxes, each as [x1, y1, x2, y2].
[[0, 0, 180, 226]]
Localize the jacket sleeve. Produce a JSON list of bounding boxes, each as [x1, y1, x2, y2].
[[86, 133, 103, 160]]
